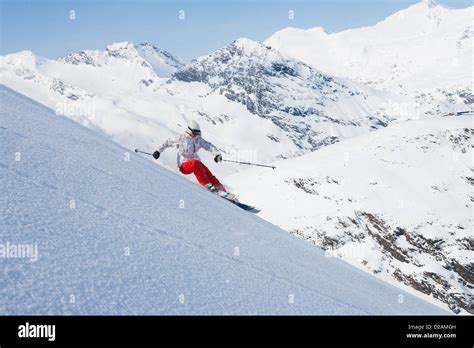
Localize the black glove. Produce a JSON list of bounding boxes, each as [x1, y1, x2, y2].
[[214, 154, 222, 163], [153, 151, 160, 159]]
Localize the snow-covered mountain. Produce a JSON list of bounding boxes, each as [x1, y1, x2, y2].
[[226, 115, 473, 314], [0, 39, 408, 177], [173, 38, 409, 153], [265, 0, 472, 115], [1, 6, 471, 316], [0, 43, 276, 177], [60, 41, 185, 77], [0, 85, 447, 315]]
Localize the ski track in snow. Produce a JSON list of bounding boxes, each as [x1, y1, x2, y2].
[[0, 85, 447, 315]]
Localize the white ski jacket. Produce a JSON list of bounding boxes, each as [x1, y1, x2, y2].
[[158, 134, 221, 168]]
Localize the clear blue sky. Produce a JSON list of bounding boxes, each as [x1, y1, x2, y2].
[[0, 0, 471, 61]]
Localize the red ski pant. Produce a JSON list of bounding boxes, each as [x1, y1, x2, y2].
[[179, 160, 224, 190]]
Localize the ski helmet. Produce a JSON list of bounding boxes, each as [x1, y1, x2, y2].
[[186, 120, 201, 136]]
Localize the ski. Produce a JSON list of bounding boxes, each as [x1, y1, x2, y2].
[[229, 200, 260, 213], [210, 188, 260, 213], [217, 191, 237, 201]]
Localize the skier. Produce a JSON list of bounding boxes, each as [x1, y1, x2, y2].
[[152, 120, 225, 192]]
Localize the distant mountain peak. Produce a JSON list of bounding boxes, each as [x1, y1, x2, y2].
[[175, 37, 302, 84], [421, 0, 438, 8], [106, 41, 135, 51], [211, 38, 272, 58], [57, 41, 184, 77], [231, 37, 264, 48], [402, 0, 453, 13], [136, 41, 156, 48], [105, 41, 142, 60], [0, 50, 43, 70], [134, 42, 185, 76]]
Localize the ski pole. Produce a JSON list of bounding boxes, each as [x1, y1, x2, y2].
[[222, 159, 276, 169], [134, 149, 154, 156]]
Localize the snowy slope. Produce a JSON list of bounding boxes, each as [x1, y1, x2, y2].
[[265, 0, 472, 114], [226, 115, 473, 314], [0, 85, 447, 315]]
